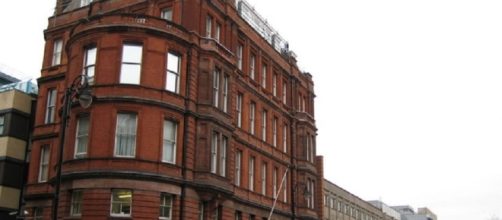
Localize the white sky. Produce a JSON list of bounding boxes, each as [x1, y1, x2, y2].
[[1, 1, 501, 219]]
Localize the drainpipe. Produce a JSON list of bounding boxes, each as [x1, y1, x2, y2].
[[180, 47, 193, 220]]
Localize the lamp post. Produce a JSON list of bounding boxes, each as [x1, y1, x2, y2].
[[291, 181, 311, 220], [52, 75, 93, 220]]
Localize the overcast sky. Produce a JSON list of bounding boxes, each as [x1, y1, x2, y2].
[[1, 1, 501, 220]]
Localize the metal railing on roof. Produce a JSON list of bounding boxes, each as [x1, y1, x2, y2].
[[0, 80, 38, 95], [236, 0, 296, 58]]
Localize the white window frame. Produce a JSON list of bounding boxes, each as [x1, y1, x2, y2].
[[220, 136, 227, 177], [282, 82, 287, 104], [261, 110, 267, 142], [206, 16, 212, 38], [249, 156, 255, 191], [249, 102, 255, 135], [261, 162, 267, 195], [70, 190, 83, 217], [211, 132, 218, 174], [261, 64, 267, 88], [236, 94, 242, 128], [272, 74, 277, 96], [161, 8, 173, 21], [52, 39, 63, 66], [166, 52, 181, 93], [162, 120, 177, 164], [110, 189, 132, 217], [213, 69, 220, 108], [74, 116, 90, 158], [237, 44, 243, 70], [120, 44, 142, 85], [282, 124, 287, 153], [83, 46, 97, 84], [160, 193, 173, 220], [114, 113, 137, 158], [235, 150, 242, 186], [272, 117, 277, 147], [45, 89, 57, 124], [215, 23, 221, 42], [273, 167, 277, 198], [38, 145, 50, 183], [223, 75, 229, 113], [250, 55, 255, 80]]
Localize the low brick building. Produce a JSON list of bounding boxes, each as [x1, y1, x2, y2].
[[24, 0, 320, 219]]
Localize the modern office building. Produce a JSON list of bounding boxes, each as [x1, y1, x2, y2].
[[368, 200, 401, 220], [392, 206, 437, 220], [0, 79, 37, 220], [323, 180, 397, 220], [24, 0, 320, 219]]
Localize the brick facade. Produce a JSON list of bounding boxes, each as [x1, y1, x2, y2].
[[24, 0, 320, 219]]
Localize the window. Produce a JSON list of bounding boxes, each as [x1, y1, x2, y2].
[[215, 23, 221, 42], [114, 113, 137, 157], [306, 179, 314, 209], [220, 136, 227, 177], [52, 39, 63, 66], [272, 117, 277, 147], [45, 88, 57, 124], [283, 172, 287, 202], [111, 189, 132, 217], [261, 64, 267, 88], [282, 124, 287, 153], [249, 156, 255, 191], [235, 150, 242, 186], [272, 74, 277, 96], [324, 195, 328, 207], [210, 132, 227, 177], [236, 94, 242, 128], [38, 145, 50, 182], [306, 135, 311, 162], [211, 132, 218, 174], [261, 110, 267, 142], [282, 82, 287, 104], [213, 69, 220, 108], [80, 0, 92, 7], [237, 44, 243, 70], [83, 46, 96, 84], [163, 120, 177, 163], [75, 116, 89, 158], [235, 211, 242, 220], [0, 115, 4, 134], [261, 162, 267, 195], [33, 207, 43, 220], [250, 55, 255, 80], [223, 75, 229, 113], [199, 202, 205, 220], [70, 190, 83, 216], [310, 135, 315, 162], [120, 44, 142, 84], [249, 102, 255, 135], [206, 16, 212, 38], [160, 193, 173, 219], [331, 198, 335, 209], [161, 8, 173, 21], [273, 167, 278, 198], [166, 52, 181, 93]]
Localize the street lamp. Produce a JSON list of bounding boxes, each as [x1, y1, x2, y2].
[[291, 182, 311, 220], [52, 75, 93, 220]]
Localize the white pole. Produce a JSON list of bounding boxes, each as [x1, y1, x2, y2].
[[267, 166, 289, 220]]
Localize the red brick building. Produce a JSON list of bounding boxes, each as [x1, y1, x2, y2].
[[25, 0, 320, 219]]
